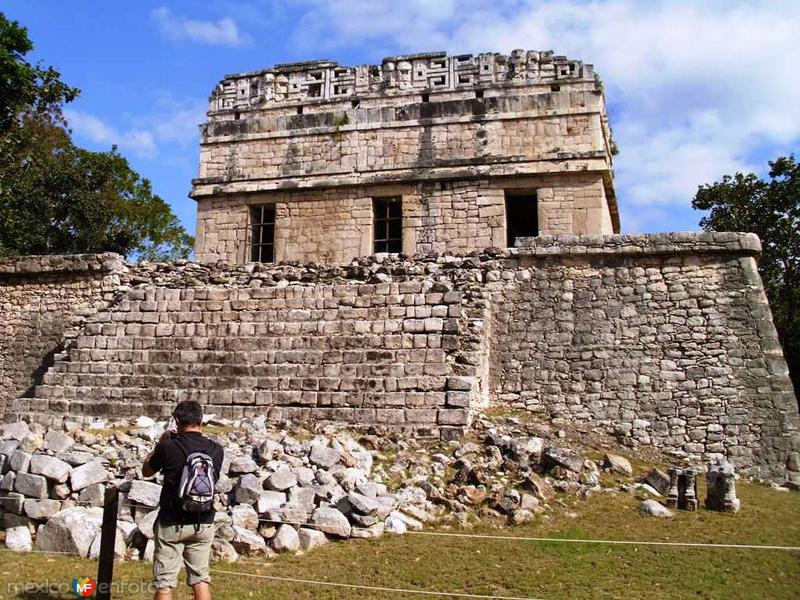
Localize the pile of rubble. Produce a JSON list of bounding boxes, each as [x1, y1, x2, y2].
[[0, 413, 759, 562]]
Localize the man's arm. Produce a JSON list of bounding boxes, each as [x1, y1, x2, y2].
[[142, 431, 171, 477]]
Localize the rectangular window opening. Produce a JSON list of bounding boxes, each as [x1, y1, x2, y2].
[[373, 197, 403, 254], [505, 192, 538, 248], [249, 205, 276, 263]]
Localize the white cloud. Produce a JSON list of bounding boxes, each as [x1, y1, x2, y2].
[[152, 7, 250, 46], [283, 0, 800, 233], [65, 109, 157, 158], [65, 97, 206, 159]]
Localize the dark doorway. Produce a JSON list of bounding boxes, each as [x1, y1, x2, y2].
[[505, 192, 538, 247]]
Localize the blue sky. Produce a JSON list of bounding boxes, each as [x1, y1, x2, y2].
[[5, 1, 799, 240]]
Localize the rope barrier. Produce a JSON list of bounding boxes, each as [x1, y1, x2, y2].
[[208, 567, 543, 600], [405, 530, 800, 552], [4, 498, 799, 552], [257, 517, 800, 552]]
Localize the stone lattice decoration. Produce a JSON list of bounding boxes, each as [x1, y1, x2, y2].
[[209, 50, 594, 111]]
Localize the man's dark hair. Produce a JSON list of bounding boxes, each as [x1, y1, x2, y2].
[[172, 400, 203, 426]]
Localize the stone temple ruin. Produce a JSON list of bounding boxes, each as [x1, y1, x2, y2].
[[1, 50, 798, 480]]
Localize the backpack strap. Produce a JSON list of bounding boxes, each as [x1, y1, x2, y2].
[[172, 436, 189, 458]]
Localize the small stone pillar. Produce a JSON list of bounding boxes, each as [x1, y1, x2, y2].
[[666, 465, 698, 511], [683, 468, 698, 511], [705, 459, 740, 513], [666, 466, 680, 509]]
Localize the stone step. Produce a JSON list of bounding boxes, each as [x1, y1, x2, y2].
[[48, 362, 449, 380], [24, 389, 462, 416], [40, 370, 451, 392], [86, 302, 461, 324], [76, 317, 457, 341], [73, 331, 456, 351], [59, 347, 449, 368], [13, 399, 467, 428], [113, 282, 443, 303]]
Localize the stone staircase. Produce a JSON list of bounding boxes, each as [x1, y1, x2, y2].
[[12, 282, 487, 435]]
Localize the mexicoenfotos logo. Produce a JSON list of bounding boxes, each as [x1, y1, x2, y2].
[[72, 577, 97, 598]]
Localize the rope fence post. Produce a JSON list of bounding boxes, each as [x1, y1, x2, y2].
[[96, 486, 119, 600]]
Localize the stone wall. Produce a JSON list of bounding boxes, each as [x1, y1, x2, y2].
[[0, 254, 124, 416], [195, 173, 610, 264], [489, 234, 798, 476], [2, 234, 798, 477], [11, 273, 485, 439]]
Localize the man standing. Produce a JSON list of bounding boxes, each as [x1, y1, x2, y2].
[[143, 401, 224, 600]]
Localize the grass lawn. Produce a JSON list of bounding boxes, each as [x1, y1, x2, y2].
[[0, 479, 797, 599]]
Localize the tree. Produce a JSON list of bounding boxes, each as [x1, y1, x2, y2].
[[0, 12, 193, 260], [692, 155, 800, 399], [0, 13, 77, 132]]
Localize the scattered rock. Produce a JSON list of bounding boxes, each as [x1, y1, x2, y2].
[[348, 492, 380, 515], [70, 460, 109, 492], [231, 526, 268, 555], [643, 468, 670, 496], [543, 448, 584, 473], [30, 455, 72, 483], [272, 524, 300, 553], [266, 468, 297, 491], [137, 510, 159, 540], [257, 490, 286, 513], [128, 480, 162, 508], [15, 472, 48, 498], [35, 507, 104, 557], [310, 507, 351, 538], [234, 474, 263, 505], [24, 499, 62, 520], [309, 444, 341, 468], [8, 450, 31, 473], [639, 499, 674, 519], [43, 431, 75, 453], [298, 527, 328, 550], [229, 456, 258, 475], [5, 525, 33, 552], [231, 504, 259, 530], [604, 453, 633, 476], [211, 539, 239, 562], [1, 422, 30, 442]]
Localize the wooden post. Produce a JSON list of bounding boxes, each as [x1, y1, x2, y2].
[[96, 486, 119, 600]]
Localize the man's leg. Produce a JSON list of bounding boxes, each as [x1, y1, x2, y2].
[[152, 521, 184, 599], [182, 524, 216, 598], [153, 588, 173, 600], [191, 582, 211, 600]]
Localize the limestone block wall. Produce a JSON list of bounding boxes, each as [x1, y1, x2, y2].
[[13, 276, 485, 438], [0, 254, 124, 416], [2, 233, 797, 477], [195, 173, 610, 264], [489, 234, 798, 477], [196, 107, 605, 184]]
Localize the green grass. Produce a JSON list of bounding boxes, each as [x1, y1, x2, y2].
[[0, 480, 797, 599]]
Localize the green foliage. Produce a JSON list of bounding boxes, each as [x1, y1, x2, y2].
[[0, 13, 77, 132], [693, 155, 800, 397], [0, 11, 192, 261]]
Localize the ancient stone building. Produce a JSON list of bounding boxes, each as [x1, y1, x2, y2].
[[1, 50, 798, 480], [192, 50, 618, 264]]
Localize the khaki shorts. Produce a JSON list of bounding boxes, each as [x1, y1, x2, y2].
[[153, 520, 215, 589]]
